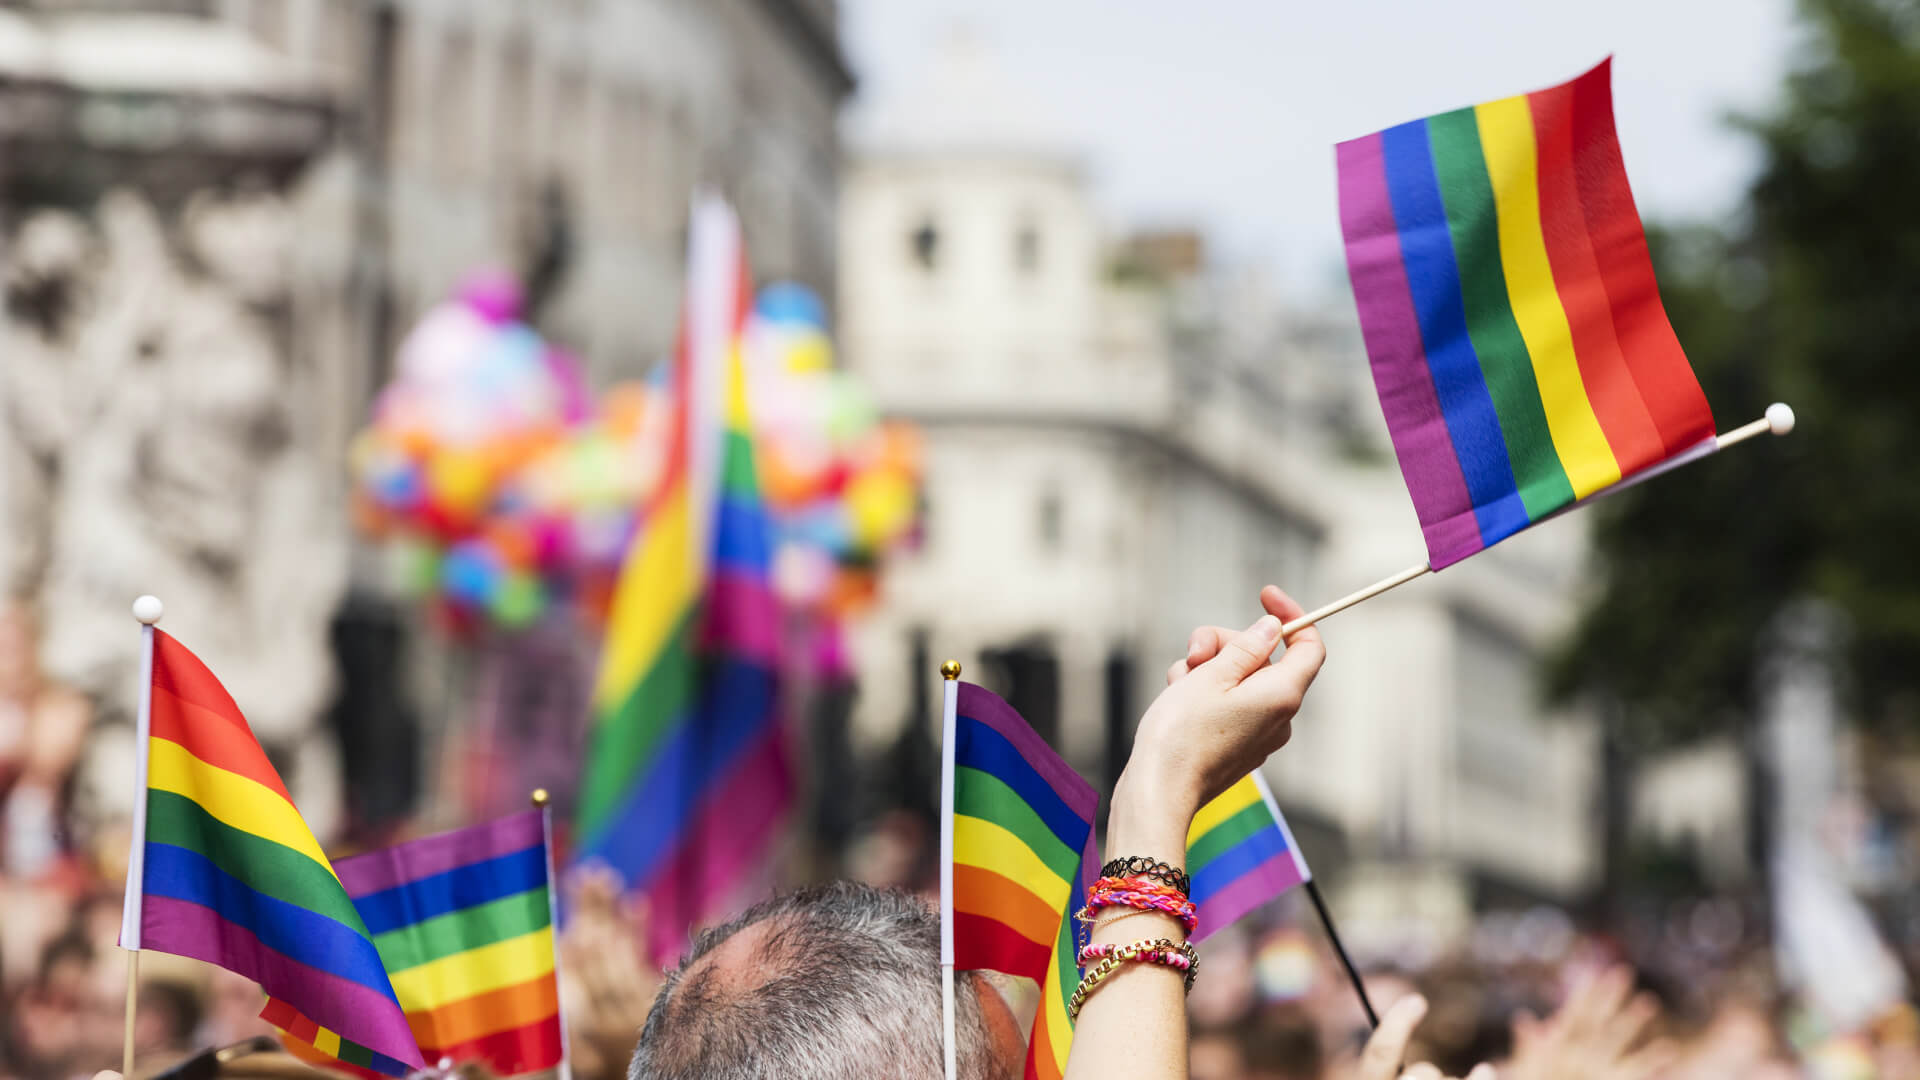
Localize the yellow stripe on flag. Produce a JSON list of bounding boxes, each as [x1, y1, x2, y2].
[[953, 815, 1075, 912], [591, 486, 700, 705], [1474, 95, 1621, 498], [147, 737, 338, 881], [387, 927, 556, 1013], [1188, 775, 1263, 845], [312, 1027, 342, 1058], [1036, 943, 1075, 1077]]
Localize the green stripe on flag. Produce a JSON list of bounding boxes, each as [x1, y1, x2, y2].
[[1187, 801, 1278, 870], [954, 766, 1082, 882], [577, 606, 699, 837], [145, 790, 369, 935], [1425, 108, 1573, 519], [370, 887, 552, 973], [722, 430, 761, 497]]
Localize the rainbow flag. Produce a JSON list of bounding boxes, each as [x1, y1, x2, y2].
[[574, 194, 790, 962], [123, 630, 423, 1072], [1187, 772, 1311, 942], [942, 681, 1098, 1080], [1337, 58, 1716, 570], [262, 810, 564, 1078]]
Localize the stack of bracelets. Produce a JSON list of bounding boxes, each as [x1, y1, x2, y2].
[[1067, 857, 1200, 1020]]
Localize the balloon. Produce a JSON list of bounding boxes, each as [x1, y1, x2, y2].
[[846, 469, 916, 549], [491, 571, 545, 628]]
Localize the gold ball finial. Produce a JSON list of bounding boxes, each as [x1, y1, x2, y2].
[[940, 660, 962, 681], [530, 788, 550, 808]]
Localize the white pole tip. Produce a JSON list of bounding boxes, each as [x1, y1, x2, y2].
[[132, 596, 164, 625], [1765, 402, 1796, 436]]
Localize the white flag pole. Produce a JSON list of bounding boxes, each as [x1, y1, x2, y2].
[[532, 789, 572, 1080], [938, 661, 961, 1080], [122, 595, 164, 1078], [1278, 405, 1797, 639]]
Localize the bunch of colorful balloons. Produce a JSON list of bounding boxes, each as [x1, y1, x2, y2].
[[349, 274, 920, 637], [746, 284, 921, 617]]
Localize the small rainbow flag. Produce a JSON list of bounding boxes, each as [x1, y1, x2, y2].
[[123, 630, 423, 1072], [575, 194, 791, 961], [1187, 772, 1311, 942], [942, 680, 1098, 1080], [1337, 58, 1716, 570], [262, 810, 564, 1078]]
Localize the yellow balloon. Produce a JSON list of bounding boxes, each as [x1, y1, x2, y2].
[[847, 470, 914, 548], [429, 451, 492, 516]]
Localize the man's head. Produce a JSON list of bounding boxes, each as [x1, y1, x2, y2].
[[630, 881, 1023, 1080]]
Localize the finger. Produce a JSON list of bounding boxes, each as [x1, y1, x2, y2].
[[1200, 614, 1283, 685], [1597, 991, 1660, 1061], [1400, 1065, 1443, 1080], [1577, 966, 1633, 1040], [1357, 994, 1427, 1080], [1465, 1066, 1496, 1080], [1185, 626, 1237, 670], [1618, 1037, 1679, 1079], [1167, 657, 1189, 686]]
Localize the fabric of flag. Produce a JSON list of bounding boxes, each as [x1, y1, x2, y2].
[[573, 195, 791, 962], [1336, 58, 1717, 570], [1187, 773, 1312, 942], [261, 811, 563, 1078], [949, 682, 1098, 1080], [129, 630, 423, 1071]]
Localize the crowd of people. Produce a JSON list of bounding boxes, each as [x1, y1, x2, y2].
[[2, 593, 1916, 1079]]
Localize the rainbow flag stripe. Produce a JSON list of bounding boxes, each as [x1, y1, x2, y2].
[[949, 682, 1097, 1080], [131, 631, 422, 1070], [262, 811, 563, 1078], [1187, 773, 1310, 942], [1337, 58, 1716, 569], [575, 196, 790, 962]]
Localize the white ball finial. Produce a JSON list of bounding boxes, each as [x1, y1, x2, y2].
[[132, 596, 164, 625], [1766, 402, 1796, 436]]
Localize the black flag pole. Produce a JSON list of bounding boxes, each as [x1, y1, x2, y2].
[[1304, 878, 1378, 1029]]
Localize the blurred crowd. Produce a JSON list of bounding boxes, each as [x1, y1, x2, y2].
[[3, 597, 1917, 1080]]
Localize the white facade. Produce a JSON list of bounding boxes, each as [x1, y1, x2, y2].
[[841, 39, 1602, 935]]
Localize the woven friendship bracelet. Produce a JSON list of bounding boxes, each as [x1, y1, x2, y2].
[[1099, 856, 1191, 897], [1067, 937, 1201, 1019], [1082, 879, 1199, 934]]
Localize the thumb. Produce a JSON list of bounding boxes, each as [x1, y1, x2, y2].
[[1201, 614, 1281, 685]]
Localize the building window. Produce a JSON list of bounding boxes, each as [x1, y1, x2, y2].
[[1015, 221, 1041, 273], [1038, 491, 1063, 553], [909, 217, 940, 271]]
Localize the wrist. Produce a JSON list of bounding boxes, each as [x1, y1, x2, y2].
[[1106, 768, 1198, 868]]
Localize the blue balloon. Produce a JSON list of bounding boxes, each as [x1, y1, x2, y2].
[[441, 542, 501, 605], [755, 282, 826, 329]]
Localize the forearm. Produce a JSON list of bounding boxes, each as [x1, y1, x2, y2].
[[1062, 773, 1195, 1080]]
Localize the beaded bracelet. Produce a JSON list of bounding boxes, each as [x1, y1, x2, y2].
[[1099, 857, 1192, 897], [1067, 937, 1201, 1019], [1077, 938, 1200, 990]]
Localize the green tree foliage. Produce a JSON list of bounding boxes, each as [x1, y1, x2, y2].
[[1550, 0, 1920, 744]]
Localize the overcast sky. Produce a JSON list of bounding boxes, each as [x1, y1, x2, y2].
[[841, 0, 1802, 296]]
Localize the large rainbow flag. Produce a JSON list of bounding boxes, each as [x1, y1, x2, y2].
[[1188, 772, 1311, 942], [1337, 58, 1716, 569], [123, 630, 423, 1071], [942, 680, 1098, 1080], [262, 810, 564, 1078], [574, 194, 790, 961]]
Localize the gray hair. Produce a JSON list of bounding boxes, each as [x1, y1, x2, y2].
[[629, 882, 1002, 1080]]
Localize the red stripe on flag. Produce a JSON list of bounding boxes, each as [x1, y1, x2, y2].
[[149, 633, 296, 801], [1567, 59, 1715, 456], [431, 1015, 565, 1075], [953, 911, 1053, 982]]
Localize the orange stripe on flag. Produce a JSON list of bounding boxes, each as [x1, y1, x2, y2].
[[953, 863, 1059, 950], [407, 972, 559, 1051]]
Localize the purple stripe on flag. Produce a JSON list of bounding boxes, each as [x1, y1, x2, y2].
[[957, 683, 1098, 824], [700, 570, 780, 666], [141, 895, 424, 1067], [1190, 853, 1306, 944], [644, 730, 793, 962], [1337, 133, 1484, 568], [335, 811, 544, 898]]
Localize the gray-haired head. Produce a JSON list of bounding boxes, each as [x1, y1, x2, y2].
[[629, 881, 1014, 1080]]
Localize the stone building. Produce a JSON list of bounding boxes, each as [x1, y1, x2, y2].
[[839, 36, 1601, 946]]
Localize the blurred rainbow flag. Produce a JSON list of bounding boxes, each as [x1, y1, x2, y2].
[[942, 680, 1098, 1080], [264, 810, 564, 1078], [1337, 59, 1716, 569], [573, 194, 791, 961], [1188, 772, 1311, 941]]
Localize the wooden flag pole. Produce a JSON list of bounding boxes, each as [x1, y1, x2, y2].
[[123, 595, 165, 1079], [1304, 879, 1378, 1029], [1279, 405, 1797, 640]]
